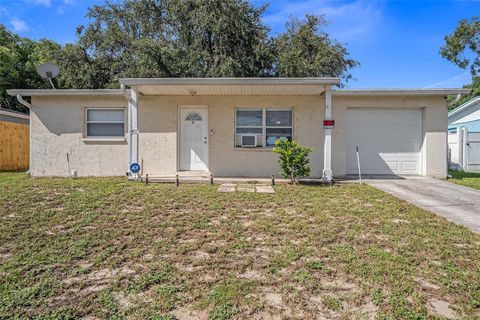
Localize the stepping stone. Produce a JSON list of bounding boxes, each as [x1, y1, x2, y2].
[[237, 184, 255, 192], [218, 184, 235, 192], [217, 184, 275, 194], [256, 185, 275, 194]]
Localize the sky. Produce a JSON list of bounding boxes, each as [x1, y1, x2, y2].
[[0, 0, 478, 89]]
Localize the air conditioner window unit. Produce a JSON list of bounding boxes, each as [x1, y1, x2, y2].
[[241, 135, 257, 147]]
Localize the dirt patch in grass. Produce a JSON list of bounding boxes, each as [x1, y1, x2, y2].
[[173, 305, 209, 320], [0, 173, 479, 318], [263, 292, 283, 306], [63, 266, 136, 286], [428, 298, 458, 318]]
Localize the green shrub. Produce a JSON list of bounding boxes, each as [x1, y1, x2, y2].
[[272, 139, 312, 183]]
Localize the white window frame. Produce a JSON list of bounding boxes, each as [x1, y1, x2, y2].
[[84, 108, 126, 139], [235, 107, 293, 148]]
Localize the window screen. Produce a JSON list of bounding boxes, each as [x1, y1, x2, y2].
[[235, 109, 263, 147], [235, 108, 292, 148], [86, 109, 125, 137], [265, 110, 292, 147]]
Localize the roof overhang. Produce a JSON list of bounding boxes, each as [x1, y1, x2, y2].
[[119, 77, 341, 96], [6, 82, 470, 98], [6, 89, 125, 97], [448, 97, 480, 118], [448, 96, 480, 125], [333, 88, 471, 96]]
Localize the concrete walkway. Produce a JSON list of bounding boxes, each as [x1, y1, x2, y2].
[[364, 176, 480, 233]]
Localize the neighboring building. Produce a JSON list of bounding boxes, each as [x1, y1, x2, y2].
[[448, 97, 480, 172], [0, 107, 29, 125], [448, 97, 480, 133], [7, 78, 469, 180], [0, 107, 30, 170]]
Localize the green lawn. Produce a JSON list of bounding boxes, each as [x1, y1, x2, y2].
[[1, 173, 479, 319], [448, 170, 480, 190]]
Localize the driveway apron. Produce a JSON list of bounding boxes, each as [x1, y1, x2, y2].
[[364, 176, 480, 233]]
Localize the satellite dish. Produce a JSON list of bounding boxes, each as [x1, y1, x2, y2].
[[36, 63, 60, 89]]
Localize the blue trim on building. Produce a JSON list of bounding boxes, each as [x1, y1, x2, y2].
[[448, 119, 480, 133]]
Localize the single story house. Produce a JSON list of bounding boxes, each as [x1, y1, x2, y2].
[[447, 96, 480, 172], [7, 78, 469, 181]]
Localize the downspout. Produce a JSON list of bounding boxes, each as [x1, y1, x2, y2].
[[120, 83, 130, 99], [15, 94, 32, 174], [448, 94, 461, 108], [16, 94, 32, 109]]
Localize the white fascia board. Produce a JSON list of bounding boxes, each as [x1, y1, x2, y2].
[[333, 88, 471, 96], [119, 77, 341, 86], [448, 97, 480, 119], [6, 89, 127, 97]]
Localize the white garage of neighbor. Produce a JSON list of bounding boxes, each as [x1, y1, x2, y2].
[[7, 78, 469, 180]]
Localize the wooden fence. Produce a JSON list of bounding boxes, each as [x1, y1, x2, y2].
[[0, 121, 29, 170]]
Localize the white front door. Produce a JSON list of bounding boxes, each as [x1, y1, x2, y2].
[[346, 109, 422, 175], [179, 107, 208, 171]]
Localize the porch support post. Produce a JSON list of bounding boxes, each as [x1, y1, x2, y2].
[[128, 86, 139, 179], [322, 86, 333, 182]]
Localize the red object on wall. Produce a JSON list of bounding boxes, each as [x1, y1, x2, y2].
[[323, 120, 335, 128]]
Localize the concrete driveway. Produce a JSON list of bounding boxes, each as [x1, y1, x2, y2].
[[364, 176, 480, 233]]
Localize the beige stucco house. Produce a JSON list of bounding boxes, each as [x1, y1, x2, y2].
[[7, 78, 469, 181]]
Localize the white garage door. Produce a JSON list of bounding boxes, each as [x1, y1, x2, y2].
[[346, 109, 421, 175]]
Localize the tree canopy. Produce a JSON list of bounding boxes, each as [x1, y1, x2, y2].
[[0, 25, 60, 112], [60, 0, 275, 88], [274, 15, 358, 81], [1, 0, 359, 112], [440, 16, 480, 108]]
